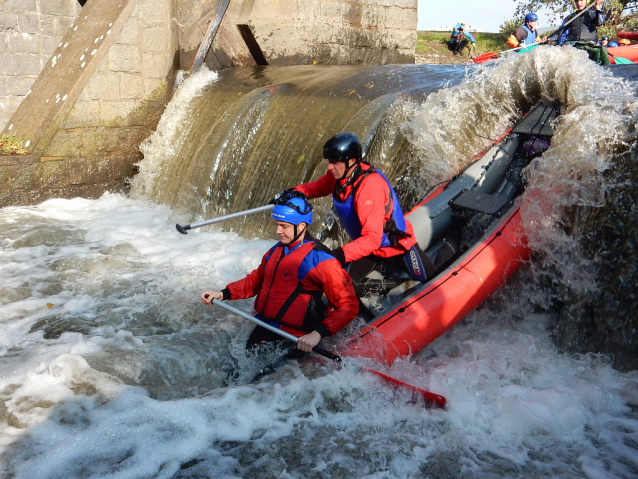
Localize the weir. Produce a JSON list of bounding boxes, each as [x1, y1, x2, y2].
[[0, 41, 637, 478], [130, 64, 463, 237]]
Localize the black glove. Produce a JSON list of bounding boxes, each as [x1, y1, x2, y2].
[[331, 247, 346, 267]]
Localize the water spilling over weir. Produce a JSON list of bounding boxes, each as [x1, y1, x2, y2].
[[1, 48, 638, 478], [130, 64, 466, 237]]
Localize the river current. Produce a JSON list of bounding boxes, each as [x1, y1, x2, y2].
[[1, 47, 637, 478]]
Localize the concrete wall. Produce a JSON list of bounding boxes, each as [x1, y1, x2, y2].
[[1, 0, 177, 205], [1, 0, 417, 207], [176, 0, 418, 69], [246, 0, 418, 66], [0, 0, 82, 132]]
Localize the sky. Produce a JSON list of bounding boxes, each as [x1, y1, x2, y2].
[[417, 0, 558, 33]]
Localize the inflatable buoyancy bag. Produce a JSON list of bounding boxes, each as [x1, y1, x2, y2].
[[571, 41, 610, 65]]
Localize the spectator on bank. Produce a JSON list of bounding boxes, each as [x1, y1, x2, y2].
[[449, 22, 476, 57]]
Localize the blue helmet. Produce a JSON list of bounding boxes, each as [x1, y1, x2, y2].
[[271, 196, 313, 225], [609, 41, 619, 47], [525, 13, 538, 23]]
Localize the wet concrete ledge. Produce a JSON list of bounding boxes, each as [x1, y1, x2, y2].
[[0, 152, 136, 206]]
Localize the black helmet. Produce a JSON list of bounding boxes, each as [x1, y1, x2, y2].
[[323, 133, 362, 163]]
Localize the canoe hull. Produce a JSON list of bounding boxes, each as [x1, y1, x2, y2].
[[338, 100, 563, 366], [607, 45, 638, 62], [341, 205, 529, 365]]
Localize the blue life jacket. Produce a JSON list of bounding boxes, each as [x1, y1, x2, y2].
[[521, 24, 537, 45], [332, 166, 409, 250]]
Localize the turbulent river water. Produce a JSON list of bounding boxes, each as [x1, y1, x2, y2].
[[1, 47, 638, 478]]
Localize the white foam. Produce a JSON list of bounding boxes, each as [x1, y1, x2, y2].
[[1, 51, 638, 478], [0, 189, 634, 478], [130, 68, 219, 201]]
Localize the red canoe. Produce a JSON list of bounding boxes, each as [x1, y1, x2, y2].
[[607, 34, 638, 63], [607, 44, 638, 63], [341, 101, 566, 365]]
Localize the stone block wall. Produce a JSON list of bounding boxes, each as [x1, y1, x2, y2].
[[0, 0, 81, 131], [1, 0, 177, 206], [42, 0, 174, 161]]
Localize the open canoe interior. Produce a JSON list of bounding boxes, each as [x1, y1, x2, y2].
[[355, 100, 566, 321]]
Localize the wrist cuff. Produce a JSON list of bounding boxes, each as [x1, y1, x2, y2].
[[315, 324, 331, 338], [331, 247, 347, 267], [221, 288, 231, 301]]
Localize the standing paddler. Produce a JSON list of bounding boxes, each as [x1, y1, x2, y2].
[[507, 13, 549, 49], [548, 0, 605, 45]]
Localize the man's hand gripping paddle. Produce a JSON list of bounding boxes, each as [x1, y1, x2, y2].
[[208, 296, 447, 408]]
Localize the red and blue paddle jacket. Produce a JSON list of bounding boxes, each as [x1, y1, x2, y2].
[[295, 162, 417, 264], [221, 233, 359, 338]]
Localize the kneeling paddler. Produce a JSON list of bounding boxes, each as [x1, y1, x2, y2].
[[288, 133, 444, 293], [201, 192, 358, 361]]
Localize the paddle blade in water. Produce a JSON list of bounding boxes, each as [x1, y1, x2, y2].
[[362, 368, 447, 408]]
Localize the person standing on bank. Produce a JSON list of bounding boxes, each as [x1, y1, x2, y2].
[[290, 133, 441, 289], [200, 193, 358, 354], [549, 0, 605, 45]]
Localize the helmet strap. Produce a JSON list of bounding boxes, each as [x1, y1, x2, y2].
[[339, 159, 358, 180], [291, 223, 306, 244], [343, 162, 363, 188]]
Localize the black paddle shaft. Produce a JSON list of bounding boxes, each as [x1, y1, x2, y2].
[[208, 297, 343, 363], [312, 346, 342, 363]]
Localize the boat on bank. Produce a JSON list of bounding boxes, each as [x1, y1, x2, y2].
[[340, 101, 566, 365]]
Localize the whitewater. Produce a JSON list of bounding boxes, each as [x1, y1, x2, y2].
[[1, 47, 637, 478]]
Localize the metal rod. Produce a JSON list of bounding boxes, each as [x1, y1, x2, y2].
[[189, 0, 232, 75], [176, 204, 274, 234]]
